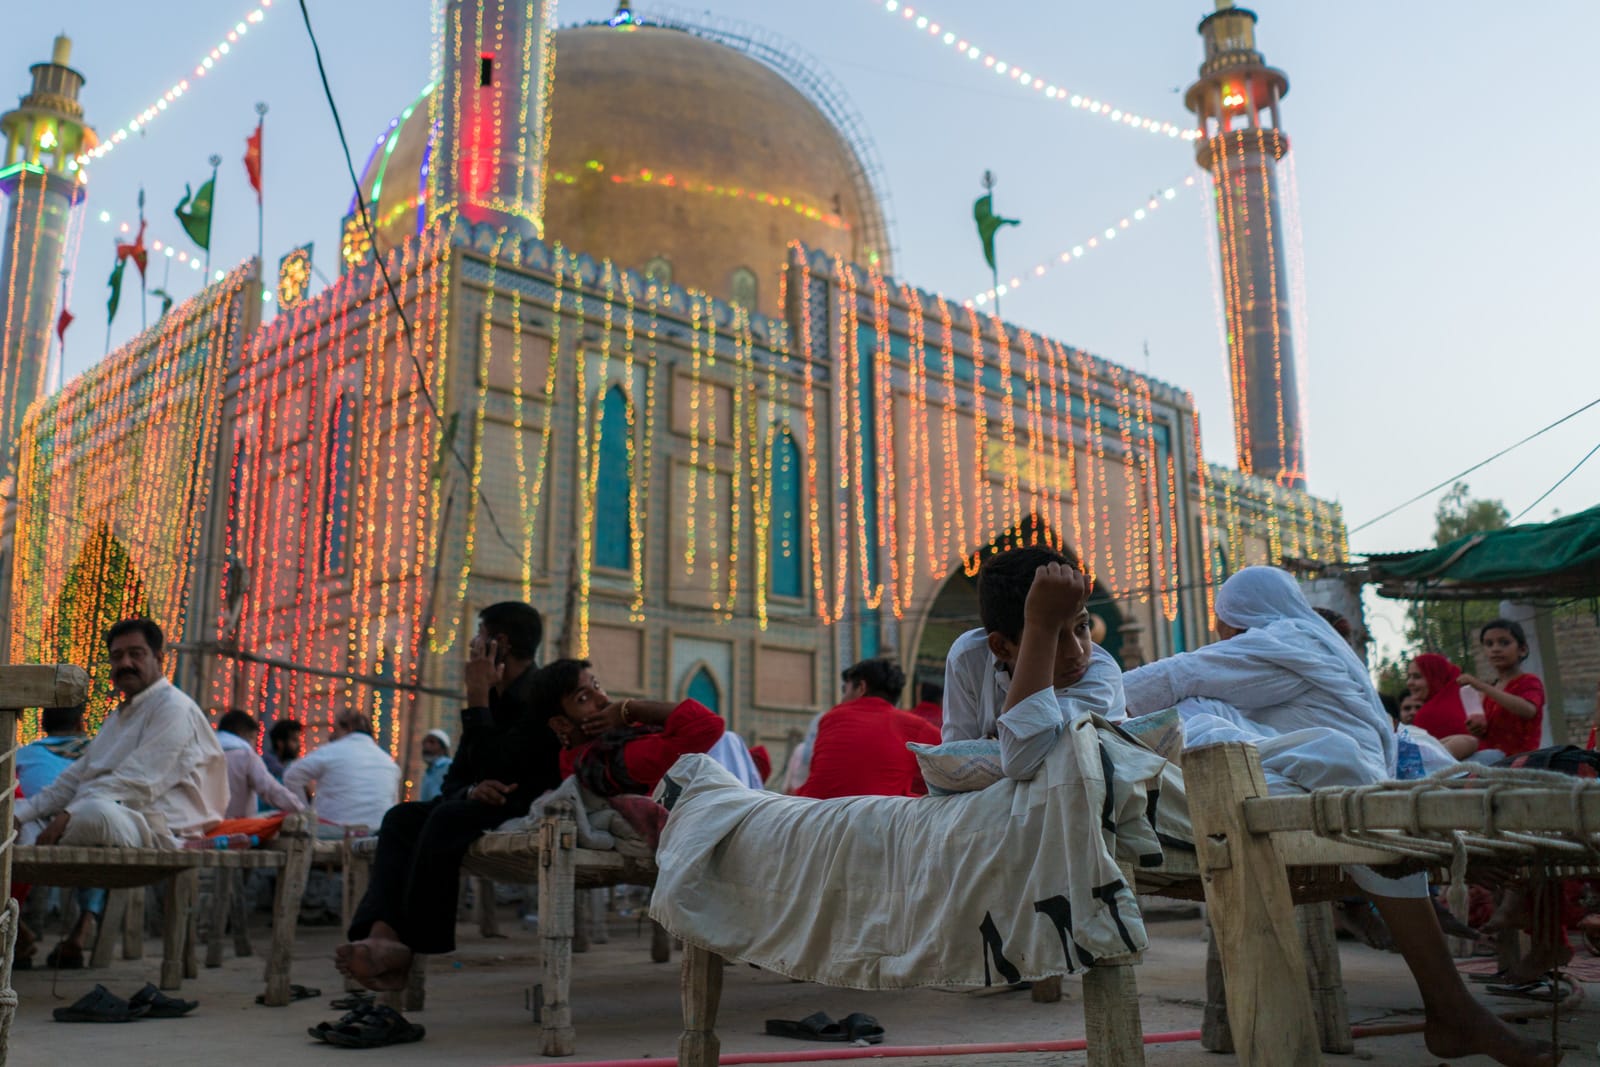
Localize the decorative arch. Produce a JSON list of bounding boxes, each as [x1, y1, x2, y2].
[[320, 392, 356, 573], [595, 385, 633, 571], [683, 662, 722, 715], [642, 255, 673, 290], [768, 428, 804, 599], [729, 267, 759, 309]]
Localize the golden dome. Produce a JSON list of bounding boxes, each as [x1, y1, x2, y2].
[[354, 22, 891, 316]]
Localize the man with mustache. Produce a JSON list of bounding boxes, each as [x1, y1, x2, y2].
[[15, 618, 228, 857]]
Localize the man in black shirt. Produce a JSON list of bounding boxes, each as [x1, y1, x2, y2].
[[337, 602, 559, 990]]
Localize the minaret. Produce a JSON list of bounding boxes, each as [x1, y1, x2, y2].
[[1184, 3, 1305, 489], [0, 36, 95, 479], [431, 0, 557, 238]]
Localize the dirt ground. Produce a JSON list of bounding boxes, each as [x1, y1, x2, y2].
[[8, 901, 1597, 1066]]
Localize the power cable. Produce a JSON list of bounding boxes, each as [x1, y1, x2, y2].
[[1510, 439, 1600, 525], [1348, 394, 1600, 536], [295, 0, 523, 562]]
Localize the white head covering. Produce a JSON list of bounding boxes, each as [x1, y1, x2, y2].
[[1213, 566, 1393, 771], [423, 727, 451, 753]]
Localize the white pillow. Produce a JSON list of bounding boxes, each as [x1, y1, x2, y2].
[[907, 738, 1004, 795]]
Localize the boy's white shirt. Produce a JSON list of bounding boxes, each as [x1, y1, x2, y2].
[[941, 627, 1126, 780]]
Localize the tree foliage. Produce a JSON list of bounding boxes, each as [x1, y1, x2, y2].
[[1402, 482, 1508, 668]]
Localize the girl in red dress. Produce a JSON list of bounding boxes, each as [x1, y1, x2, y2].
[[1461, 618, 1545, 761]]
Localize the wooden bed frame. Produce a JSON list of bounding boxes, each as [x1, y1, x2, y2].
[[674, 741, 1600, 1066]]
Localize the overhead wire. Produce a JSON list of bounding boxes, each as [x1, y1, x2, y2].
[[294, 0, 524, 562], [1348, 394, 1600, 536], [1510, 439, 1600, 525]]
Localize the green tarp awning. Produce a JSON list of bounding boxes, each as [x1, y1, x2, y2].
[[1368, 504, 1600, 601]]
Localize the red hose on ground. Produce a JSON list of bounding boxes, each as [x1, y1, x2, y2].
[[502, 1029, 1203, 1067]]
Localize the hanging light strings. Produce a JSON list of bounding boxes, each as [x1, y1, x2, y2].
[[971, 176, 1197, 306], [870, 0, 1199, 142], [79, 2, 276, 168]]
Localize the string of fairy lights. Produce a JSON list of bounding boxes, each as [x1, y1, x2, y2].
[[971, 176, 1198, 307], [868, 0, 1201, 142], [78, 2, 276, 168]]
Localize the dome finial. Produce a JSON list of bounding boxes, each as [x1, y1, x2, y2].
[[608, 1, 639, 28]]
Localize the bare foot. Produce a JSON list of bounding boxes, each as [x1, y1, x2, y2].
[[334, 938, 413, 992], [1503, 940, 1574, 985], [1425, 1008, 1561, 1066]]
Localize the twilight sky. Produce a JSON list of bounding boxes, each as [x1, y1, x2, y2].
[[8, 0, 1599, 656]]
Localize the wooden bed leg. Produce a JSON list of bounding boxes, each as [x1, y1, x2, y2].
[[475, 876, 501, 937], [651, 919, 673, 964], [382, 955, 427, 1012], [572, 887, 590, 955], [1298, 901, 1353, 1053], [91, 889, 129, 970], [539, 813, 577, 1056], [124, 887, 145, 959], [342, 845, 370, 992], [1185, 742, 1319, 1066], [1083, 956, 1143, 1066], [183, 873, 201, 979], [160, 873, 193, 990], [1201, 923, 1233, 1052], [231, 870, 253, 958], [678, 942, 723, 1067], [263, 814, 315, 1007], [206, 869, 231, 968], [1030, 974, 1062, 1003]]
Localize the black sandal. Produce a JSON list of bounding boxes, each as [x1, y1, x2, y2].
[[45, 942, 85, 970], [257, 983, 321, 1005], [320, 1005, 426, 1048], [839, 1011, 885, 1044], [309, 1004, 379, 1043], [764, 1011, 849, 1042], [128, 984, 198, 1018], [53, 984, 150, 1023], [328, 991, 374, 1011]]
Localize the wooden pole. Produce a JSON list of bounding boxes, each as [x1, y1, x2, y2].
[[1183, 742, 1320, 1066]]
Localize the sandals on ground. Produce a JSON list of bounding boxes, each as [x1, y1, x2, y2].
[[53, 985, 150, 1023], [764, 1011, 849, 1042], [839, 1011, 885, 1044], [313, 1004, 426, 1048], [44, 942, 85, 970], [129, 984, 198, 1019]]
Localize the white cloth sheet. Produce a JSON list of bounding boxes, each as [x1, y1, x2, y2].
[[284, 731, 400, 830], [15, 677, 227, 841], [651, 698, 1188, 990]]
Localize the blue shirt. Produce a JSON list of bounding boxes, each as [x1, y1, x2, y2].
[[16, 735, 89, 797], [419, 756, 453, 802]]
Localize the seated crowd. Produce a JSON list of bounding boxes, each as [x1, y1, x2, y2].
[[10, 555, 1571, 1066]]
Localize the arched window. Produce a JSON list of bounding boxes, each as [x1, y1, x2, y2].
[[642, 256, 672, 290], [729, 267, 758, 310], [686, 665, 720, 715], [769, 429, 803, 598], [320, 393, 356, 573], [594, 386, 633, 571]]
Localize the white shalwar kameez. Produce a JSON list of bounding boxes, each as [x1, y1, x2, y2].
[[1122, 566, 1425, 898]]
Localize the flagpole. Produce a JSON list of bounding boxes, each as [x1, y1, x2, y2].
[[138, 188, 147, 331], [206, 154, 221, 277], [56, 270, 68, 387], [983, 170, 1001, 317], [254, 102, 268, 271]]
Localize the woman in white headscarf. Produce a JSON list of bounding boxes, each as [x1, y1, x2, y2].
[[1121, 567, 1554, 1067]]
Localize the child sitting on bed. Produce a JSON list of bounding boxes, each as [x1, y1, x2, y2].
[[941, 544, 1124, 780], [536, 659, 726, 796]]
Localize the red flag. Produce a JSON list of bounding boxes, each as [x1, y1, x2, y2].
[[56, 307, 74, 343], [115, 219, 148, 279], [244, 122, 263, 202]]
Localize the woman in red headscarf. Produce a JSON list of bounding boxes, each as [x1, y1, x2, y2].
[[1407, 653, 1478, 759]]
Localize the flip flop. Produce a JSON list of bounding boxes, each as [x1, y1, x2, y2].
[[839, 1011, 885, 1044], [308, 1004, 380, 1043], [764, 1011, 849, 1042], [1468, 968, 1513, 984], [128, 983, 198, 1019], [53, 984, 151, 1023], [257, 983, 322, 1005], [1486, 976, 1575, 1002], [319, 1005, 426, 1048], [45, 943, 85, 970], [329, 991, 375, 1011]]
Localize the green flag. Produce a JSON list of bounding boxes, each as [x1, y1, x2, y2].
[[175, 178, 215, 251], [973, 194, 1019, 271], [107, 256, 126, 324], [151, 287, 175, 320]]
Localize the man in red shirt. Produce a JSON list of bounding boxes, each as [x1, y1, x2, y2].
[[909, 681, 944, 732], [796, 659, 940, 799]]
